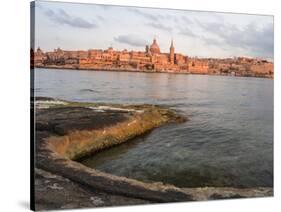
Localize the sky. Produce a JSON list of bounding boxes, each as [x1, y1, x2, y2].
[[32, 0, 274, 60]]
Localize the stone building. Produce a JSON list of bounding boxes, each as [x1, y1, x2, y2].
[[30, 38, 272, 78], [33, 47, 46, 66], [188, 58, 208, 74], [33, 38, 208, 72]]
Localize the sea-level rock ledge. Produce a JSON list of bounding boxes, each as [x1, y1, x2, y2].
[[33, 97, 273, 211]]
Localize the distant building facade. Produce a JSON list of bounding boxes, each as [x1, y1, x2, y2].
[[31, 38, 273, 78]]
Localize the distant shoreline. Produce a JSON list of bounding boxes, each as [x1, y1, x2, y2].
[[33, 66, 273, 79]]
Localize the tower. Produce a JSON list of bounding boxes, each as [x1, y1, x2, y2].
[[170, 39, 175, 65], [145, 45, 149, 53]]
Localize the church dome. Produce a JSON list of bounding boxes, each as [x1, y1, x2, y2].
[[150, 39, 161, 54]]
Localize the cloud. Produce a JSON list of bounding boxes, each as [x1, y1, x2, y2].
[[181, 15, 193, 25], [146, 22, 172, 32], [114, 35, 148, 47], [193, 18, 273, 58], [128, 8, 181, 25], [179, 27, 197, 37], [223, 23, 273, 58], [41, 7, 98, 29], [94, 4, 110, 10], [200, 36, 223, 46], [97, 15, 105, 22], [127, 8, 159, 21]]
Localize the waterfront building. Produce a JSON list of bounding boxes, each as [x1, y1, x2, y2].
[[31, 38, 273, 78]]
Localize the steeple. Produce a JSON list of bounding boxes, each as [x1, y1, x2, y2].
[[170, 39, 175, 65]]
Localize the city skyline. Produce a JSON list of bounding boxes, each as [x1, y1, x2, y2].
[[33, 1, 273, 60]]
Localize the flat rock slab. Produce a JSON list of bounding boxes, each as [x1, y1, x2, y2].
[[35, 169, 150, 211], [34, 98, 185, 210], [36, 106, 130, 135]]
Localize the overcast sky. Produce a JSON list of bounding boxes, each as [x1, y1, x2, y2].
[[33, 1, 274, 60]]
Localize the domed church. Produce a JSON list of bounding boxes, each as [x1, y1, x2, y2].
[[150, 38, 161, 54]]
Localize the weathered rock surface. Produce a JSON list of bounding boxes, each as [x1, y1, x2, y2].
[[35, 168, 150, 211], [33, 97, 273, 211]]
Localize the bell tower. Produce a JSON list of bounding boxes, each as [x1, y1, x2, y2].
[[170, 39, 175, 65]]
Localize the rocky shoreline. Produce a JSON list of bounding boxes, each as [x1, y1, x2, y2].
[[33, 97, 273, 210]]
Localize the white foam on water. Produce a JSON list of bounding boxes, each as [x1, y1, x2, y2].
[[36, 100, 68, 109], [88, 106, 143, 113]]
